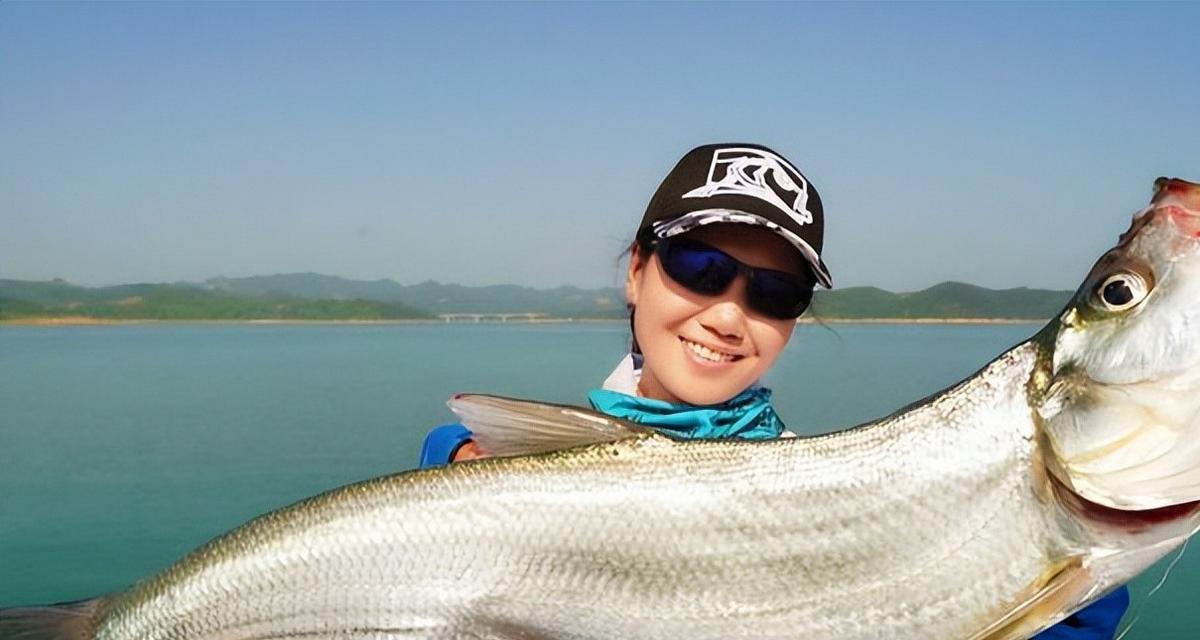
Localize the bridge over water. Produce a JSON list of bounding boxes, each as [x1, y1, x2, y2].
[[437, 313, 552, 323]]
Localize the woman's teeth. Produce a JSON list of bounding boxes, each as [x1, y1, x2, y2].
[[681, 338, 739, 363]]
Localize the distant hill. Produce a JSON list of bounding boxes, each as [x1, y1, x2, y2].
[[811, 282, 1073, 320], [205, 273, 628, 318], [206, 273, 411, 302], [0, 275, 1075, 322], [0, 279, 431, 321]]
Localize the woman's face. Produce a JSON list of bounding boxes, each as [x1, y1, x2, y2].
[[626, 224, 808, 405]]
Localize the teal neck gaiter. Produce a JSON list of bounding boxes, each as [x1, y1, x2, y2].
[[586, 386, 784, 441]]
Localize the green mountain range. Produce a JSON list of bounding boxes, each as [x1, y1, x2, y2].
[[811, 282, 1073, 320], [0, 274, 1076, 322], [0, 278, 431, 321], [205, 274, 628, 317]]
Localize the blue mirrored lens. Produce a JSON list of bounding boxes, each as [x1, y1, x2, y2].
[[749, 271, 811, 319], [659, 239, 738, 294], [655, 237, 813, 319]]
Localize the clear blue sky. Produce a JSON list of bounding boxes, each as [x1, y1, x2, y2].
[[2, 2, 1197, 292]]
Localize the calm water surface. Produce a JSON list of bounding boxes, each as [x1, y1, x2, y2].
[[0, 323, 1192, 637]]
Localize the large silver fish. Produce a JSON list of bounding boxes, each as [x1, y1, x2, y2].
[[4, 178, 1200, 640]]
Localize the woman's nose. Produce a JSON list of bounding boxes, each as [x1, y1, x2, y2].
[[697, 277, 749, 340]]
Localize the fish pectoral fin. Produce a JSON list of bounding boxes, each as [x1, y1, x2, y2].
[[965, 556, 1094, 640], [448, 394, 659, 458], [0, 596, 107, 640]]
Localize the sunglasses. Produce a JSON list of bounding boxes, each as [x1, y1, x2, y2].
[[652, 237, 815, 319]]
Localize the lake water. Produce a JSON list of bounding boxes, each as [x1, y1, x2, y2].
[[0, 323, 1193, 637]]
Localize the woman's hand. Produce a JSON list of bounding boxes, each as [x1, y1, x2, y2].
[[451, 440, 487, 462], [418, 424, 482, 468]]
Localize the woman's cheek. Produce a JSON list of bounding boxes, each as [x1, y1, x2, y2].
[[751, 321, 794, 370]]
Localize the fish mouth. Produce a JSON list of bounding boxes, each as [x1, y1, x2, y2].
[[1159, 204, 1200, 237], [1151, 178, 1200, 237], [1050, 472, 1200, 530], [1153, 177, 1200, 209]]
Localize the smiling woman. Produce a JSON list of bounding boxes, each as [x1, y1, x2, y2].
[[425, 143, 828, 454], [418, 143, 1129, 638]]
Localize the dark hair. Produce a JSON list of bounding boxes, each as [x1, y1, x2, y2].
[[622, 237, 650, 355]]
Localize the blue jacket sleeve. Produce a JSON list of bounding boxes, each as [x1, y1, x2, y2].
[[419, 423, 474, 468], [1032, 586, 1129, 639]]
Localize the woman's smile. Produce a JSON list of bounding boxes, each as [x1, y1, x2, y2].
[[679, 336, 745, 365]]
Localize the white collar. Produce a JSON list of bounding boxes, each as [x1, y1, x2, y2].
[[600, 353, 641, 395]]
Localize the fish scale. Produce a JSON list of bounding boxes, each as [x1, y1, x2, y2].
[[74, 345, 1059, 640], [4, 178, 1200, 640]]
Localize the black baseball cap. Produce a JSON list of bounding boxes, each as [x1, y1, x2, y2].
[[637, 143, 832, 288]]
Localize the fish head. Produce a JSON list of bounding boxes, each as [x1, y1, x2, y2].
[[1038, 178, 1200, 517]]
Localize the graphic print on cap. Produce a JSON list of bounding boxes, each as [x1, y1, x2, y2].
[[681, 147, 815, 227]]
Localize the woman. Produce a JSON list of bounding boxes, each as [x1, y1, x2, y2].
[[419, 143, 1128, 638]]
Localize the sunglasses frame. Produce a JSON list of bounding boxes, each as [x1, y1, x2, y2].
[[650, 236, 815, 320]]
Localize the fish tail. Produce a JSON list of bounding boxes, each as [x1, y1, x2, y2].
[[0, 597, 105, 640]]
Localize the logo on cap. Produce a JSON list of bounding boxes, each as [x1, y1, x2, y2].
[[681, 147, 815, 226]]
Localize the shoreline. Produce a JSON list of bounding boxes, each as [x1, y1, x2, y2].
[[798, 317, 1042, 325], [1, 316, 1046, 327]]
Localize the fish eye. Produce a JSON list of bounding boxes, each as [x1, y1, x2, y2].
[[1094, 272, 1149, 312]]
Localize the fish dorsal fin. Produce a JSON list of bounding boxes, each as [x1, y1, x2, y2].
[[448, 394, 658, 458], [966, 556, 1094, 640]]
